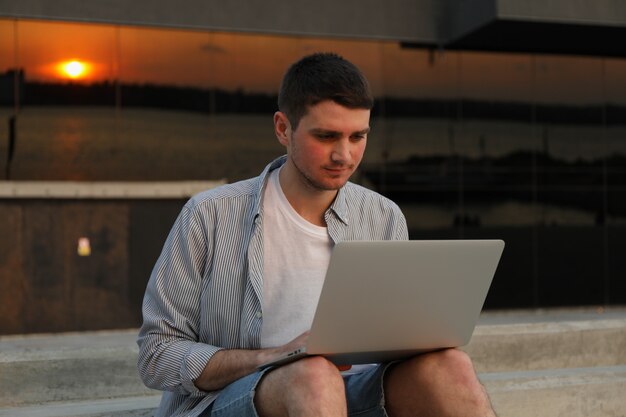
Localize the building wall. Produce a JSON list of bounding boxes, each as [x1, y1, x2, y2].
[[1, 18, 625, 334]]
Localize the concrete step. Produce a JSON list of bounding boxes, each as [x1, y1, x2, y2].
[[1, 368, 624, 417], [481, 365, 626, 417], [0, 307, 625, 416], [0, 395, 161, 417], [471, 308, 626, 417], [0, 330, 157, 408], [465, 307, 626, 372]]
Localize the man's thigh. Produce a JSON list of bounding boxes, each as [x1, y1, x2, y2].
[[200, 363, 395, 417]]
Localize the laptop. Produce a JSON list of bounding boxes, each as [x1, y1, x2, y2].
[[259, 239, 505, 369]]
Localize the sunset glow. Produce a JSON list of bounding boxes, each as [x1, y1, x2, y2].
[[0, 19, 624, 102], [58, 60, 90, 80]]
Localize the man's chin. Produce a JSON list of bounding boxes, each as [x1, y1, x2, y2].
[[301, 176, 345, 192], [316, 177, 350, 191], [298, 168, 353, 191]]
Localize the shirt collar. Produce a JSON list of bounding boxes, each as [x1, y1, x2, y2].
[[252, 155, 287, 218], [253, 154, 350, 226], [327, 186, 349, 225]]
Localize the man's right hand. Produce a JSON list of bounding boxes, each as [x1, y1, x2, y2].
[[259, 331, 351, 372], [194, 331, 310, 392]]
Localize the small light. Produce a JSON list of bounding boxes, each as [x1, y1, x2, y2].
[[77, 237, 91, 256]]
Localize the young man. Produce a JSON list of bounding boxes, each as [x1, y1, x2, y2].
[[138, 53, 496, 417]]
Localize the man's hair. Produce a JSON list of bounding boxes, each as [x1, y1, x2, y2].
[[278, 52, 374, 129]]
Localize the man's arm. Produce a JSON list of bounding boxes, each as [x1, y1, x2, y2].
[[194, 332, 309, 391], [137, 203, 217, 397]]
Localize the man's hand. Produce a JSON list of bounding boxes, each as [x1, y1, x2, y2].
[[194, 331, 312, 391], [262, 332, 352, 371], [258, 331, 311, 366], [194, 331, 352, 392]]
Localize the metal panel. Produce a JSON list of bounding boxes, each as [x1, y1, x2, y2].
[[2, 0, 625, 55], [498, 0, 626, 26], [0, 0, 440, 42], [439, 0, 496, 43]]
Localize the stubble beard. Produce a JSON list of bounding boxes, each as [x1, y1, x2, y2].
[[290, 146, 352, 193], [288, 131, 360, 192], [292, 157, 345, 192]]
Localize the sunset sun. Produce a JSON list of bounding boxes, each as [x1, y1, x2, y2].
[[58, 60, 90, 80]]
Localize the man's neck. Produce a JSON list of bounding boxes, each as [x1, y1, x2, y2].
[[278, 164, 337, 227]]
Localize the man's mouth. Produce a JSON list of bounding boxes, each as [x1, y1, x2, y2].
[[325, 165, 352, 173]]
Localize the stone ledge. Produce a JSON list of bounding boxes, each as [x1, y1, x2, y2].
[[0, 180, 226, 199], [482, 365, 626, 417], [0, 395, 161, 417], [1, 308, 625, 409], [465, 315, 626, 372]]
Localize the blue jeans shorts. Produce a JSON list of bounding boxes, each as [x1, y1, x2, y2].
[[199, 363, 394, 417]]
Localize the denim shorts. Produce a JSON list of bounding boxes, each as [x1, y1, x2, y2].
[[199, 363, 394, 417]]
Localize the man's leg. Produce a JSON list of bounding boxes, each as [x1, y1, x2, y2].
[[254, 356, 348, 417], [384, 348, 496, 417]]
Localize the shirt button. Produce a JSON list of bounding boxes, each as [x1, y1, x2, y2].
[[255, 311, 262, 319]]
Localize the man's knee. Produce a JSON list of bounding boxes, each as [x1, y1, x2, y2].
[[256, 356, 345, 413], [426, 349, 493, 410], [390, 348, 485, 396], [422, 348, 479, 382], [385, 349, 494, 416], [283, 356, 345, 393]]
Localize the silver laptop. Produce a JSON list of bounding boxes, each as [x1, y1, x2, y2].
[[259, 239, 505, 369]]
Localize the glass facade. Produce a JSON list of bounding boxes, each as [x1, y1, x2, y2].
[[1, 18, 625, 311]]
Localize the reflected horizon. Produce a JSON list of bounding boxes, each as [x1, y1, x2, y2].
[[2, 18, 626, 104]]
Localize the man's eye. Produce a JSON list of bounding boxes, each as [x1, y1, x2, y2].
[[317, 134, 335, 140]]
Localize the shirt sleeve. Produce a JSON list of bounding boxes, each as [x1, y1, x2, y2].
[[392, 203, 410, 241], [136, 202, 221, 397]]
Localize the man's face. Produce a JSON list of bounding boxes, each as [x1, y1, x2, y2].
[[276, 100, 370, 192]]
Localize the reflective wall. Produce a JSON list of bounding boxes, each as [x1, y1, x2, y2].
[[1, 19, 625, 319]]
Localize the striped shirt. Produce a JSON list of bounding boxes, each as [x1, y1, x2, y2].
[[137, 155, 409, 417]]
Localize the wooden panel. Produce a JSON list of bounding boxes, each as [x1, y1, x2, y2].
[[2, 200, 134, 334], [63, 202, 131, 330], [22, 202, 71, 333], [0, 203, 25, 334]]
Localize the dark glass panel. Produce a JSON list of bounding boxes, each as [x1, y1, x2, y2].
[[465, 227, 535, 309], [1, 19, 16, 179], [536, 226, 605, 306], [607, 224, 626, 304]]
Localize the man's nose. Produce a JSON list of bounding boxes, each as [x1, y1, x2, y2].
[[331, 140, 350, 163]]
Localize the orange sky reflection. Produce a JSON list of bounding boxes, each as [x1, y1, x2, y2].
[[0, 18, 625, 104]]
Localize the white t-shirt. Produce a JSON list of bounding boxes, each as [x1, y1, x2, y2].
[[261, 167, 377, 375], [261, 166, 332, 348]]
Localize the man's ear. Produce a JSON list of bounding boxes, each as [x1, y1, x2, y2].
[[274, 111, 291, 147]]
